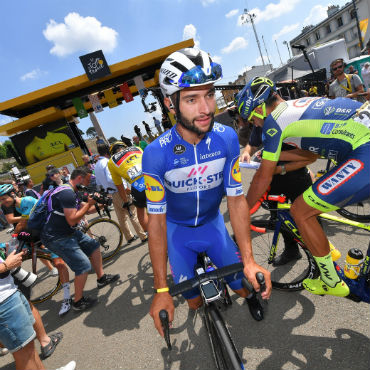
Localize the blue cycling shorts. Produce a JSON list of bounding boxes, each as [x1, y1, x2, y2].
[[167, 212, 243, 300], [303, 142, 370, 212]]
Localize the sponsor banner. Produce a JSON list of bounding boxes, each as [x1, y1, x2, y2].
[[318, 159, 364, 195], [88, 94, 104, 113], [133, 75, 146, 97], [119, 82, 134, 103], [144, 174, 165, 202], [147, 203, 167, 214], [104, 89, 118, 108], [72, 97, 88, 118], [165, 157, 226, 193], [226, 186, 244, 196]]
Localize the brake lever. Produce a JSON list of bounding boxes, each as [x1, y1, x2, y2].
[[159, 309, 172, 350]]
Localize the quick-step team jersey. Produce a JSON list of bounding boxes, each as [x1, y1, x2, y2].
[[262, 97, 370, 163], [107, 146, 145, 192], [142, 123, 243, 227]]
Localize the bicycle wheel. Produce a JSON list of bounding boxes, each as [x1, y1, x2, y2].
[[22, 253, 61, 304], [203, 304, 243, 370], [336, 200, 370, 222], [251, 219, 318, 291], [85, 218, 123, 261]]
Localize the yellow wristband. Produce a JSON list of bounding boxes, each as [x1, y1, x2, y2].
[[156, 287, 169, 293]]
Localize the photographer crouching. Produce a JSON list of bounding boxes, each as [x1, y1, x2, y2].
[[41, 167, 120, 311]]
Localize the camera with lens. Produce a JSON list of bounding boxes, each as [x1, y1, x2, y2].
[[76, 185, 113, 207], [11, 266, 37, 288]]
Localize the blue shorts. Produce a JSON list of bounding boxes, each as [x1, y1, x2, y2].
[[42, 230, 99, 275], [304, 142, 370, 212], [0, 291, 35, 353], [167, 212, 243, 299]]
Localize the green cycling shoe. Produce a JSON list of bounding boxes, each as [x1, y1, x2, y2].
[[303, 277, 350, 297]]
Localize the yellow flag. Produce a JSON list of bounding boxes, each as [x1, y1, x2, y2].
[[104, 89, 118, 108]]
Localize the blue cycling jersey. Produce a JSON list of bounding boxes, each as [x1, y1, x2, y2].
[[142, 123, 243, 226]]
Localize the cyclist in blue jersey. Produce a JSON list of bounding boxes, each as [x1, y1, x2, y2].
[[235, 76, 370, 298], [142, 48, 272, 336]]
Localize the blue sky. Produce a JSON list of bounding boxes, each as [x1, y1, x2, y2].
[[0, 0, 349, 143]]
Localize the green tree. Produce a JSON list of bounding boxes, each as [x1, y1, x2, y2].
[[3, 140, 15, 158], [0, 144, 7, 159], [86, 126, 97, 138]]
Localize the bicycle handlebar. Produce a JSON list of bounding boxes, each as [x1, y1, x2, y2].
[[159, 309, 172, 350]]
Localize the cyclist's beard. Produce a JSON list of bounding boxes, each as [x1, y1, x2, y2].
[[177, 112, 215, 136]]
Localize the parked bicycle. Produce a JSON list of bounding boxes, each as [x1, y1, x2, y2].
[[160, 252, 265, 370]]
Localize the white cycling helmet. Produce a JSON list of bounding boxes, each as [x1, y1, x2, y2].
[[159, 47, 222, 97]]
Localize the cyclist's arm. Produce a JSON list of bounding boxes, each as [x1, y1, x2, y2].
[[246, 158, 277, 209], [115, 183, 129, 203], [346, 75, 365, 99], [64, 197, 96, 226], [148, 213, 174, 336], [240, 144, 258, 163], [5, 213, 21, 226], [227, 195, 271, 298]]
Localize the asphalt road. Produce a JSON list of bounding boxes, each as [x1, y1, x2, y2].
[[0, 158, 369, 370]]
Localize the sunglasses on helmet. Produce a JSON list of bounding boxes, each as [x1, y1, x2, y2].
[[177, 62, 222, 87]]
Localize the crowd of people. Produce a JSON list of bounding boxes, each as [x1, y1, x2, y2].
[[0, 46, 369, 370]]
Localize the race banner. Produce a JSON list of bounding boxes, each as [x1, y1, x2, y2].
[[72, 97, 88, 118], [88, 94, 104, 113], [119, 82, 134, 103], [133, 75, 146, 97], [79, 50, 111, 81], [104, 89, 118, 108]]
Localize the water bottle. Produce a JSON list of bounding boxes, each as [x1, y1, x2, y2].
[[8, 234, 19, 254], [344, 248, 364, 279]]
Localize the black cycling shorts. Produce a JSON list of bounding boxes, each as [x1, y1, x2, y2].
[[131, 188, 147, 208]]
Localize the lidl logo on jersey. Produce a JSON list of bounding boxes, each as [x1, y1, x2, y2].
[[231, 159, 241, 183], [318, 159, 363, 195], [266, 128, 278, 137], [144, 175, 165, 202]]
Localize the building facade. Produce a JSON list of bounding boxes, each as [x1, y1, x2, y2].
[[290, 0, 370, 59]]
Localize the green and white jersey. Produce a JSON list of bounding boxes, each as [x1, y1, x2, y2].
[[262, 97, 370, 163]]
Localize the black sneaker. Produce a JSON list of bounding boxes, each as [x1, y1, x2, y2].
[[272, 248, 302, 266], [72, 297, 97, 311], [97, 273, 120, 289], [246, 293, 264, 321], [127, 235, 138, 244]]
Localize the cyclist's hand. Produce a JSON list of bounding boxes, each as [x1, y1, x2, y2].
[[5, 251, 23, 270], [243, 261, 271, 300], [150, 292, 174, 337]]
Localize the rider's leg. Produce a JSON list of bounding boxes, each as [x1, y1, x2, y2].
[[187, 296, 203, 310]]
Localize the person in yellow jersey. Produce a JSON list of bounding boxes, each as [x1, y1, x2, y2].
[[107, 141, 148, 231], [25, 131, 74, 164]]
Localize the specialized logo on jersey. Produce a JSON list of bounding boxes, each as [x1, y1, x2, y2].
[[144, 175, 165, 202], [266, 128, 278, 137], [231, 159, 241, 183], [317, 159, 363, 195], [164, 158, 226, 193], [173, 144, 186, 155]]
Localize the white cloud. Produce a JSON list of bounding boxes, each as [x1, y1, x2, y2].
[[273, 23, 300, 40], [183, 24, 200, 48], [221, 37, 248, 54], [20, 68, 48, 81], [240, 0, 301, 25], [226, 9, 238, 18], [303, 5, 328, 26], [201, 0, 216, 6], [43, 12, 118, 57], [211, 55, 222, 64]]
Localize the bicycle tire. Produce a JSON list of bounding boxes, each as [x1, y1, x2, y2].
[[251, 219, 318, 291], [22, 253, 61, 304], [336, 201, 370, 222], [85, 218, 123, 262], [204, 304, 243, 370]]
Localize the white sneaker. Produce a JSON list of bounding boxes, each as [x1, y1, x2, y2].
[[49, 267, 59, 277], [59, 299, 71, 316], [56, 360, 76, 370], [6, 227, 14, 234]]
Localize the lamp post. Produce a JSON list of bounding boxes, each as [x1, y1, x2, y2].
[[275, 40, 283, 65], [283, 41, 292, 61], [241, 9, 265, 66], [352, 0, 364, 51]]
